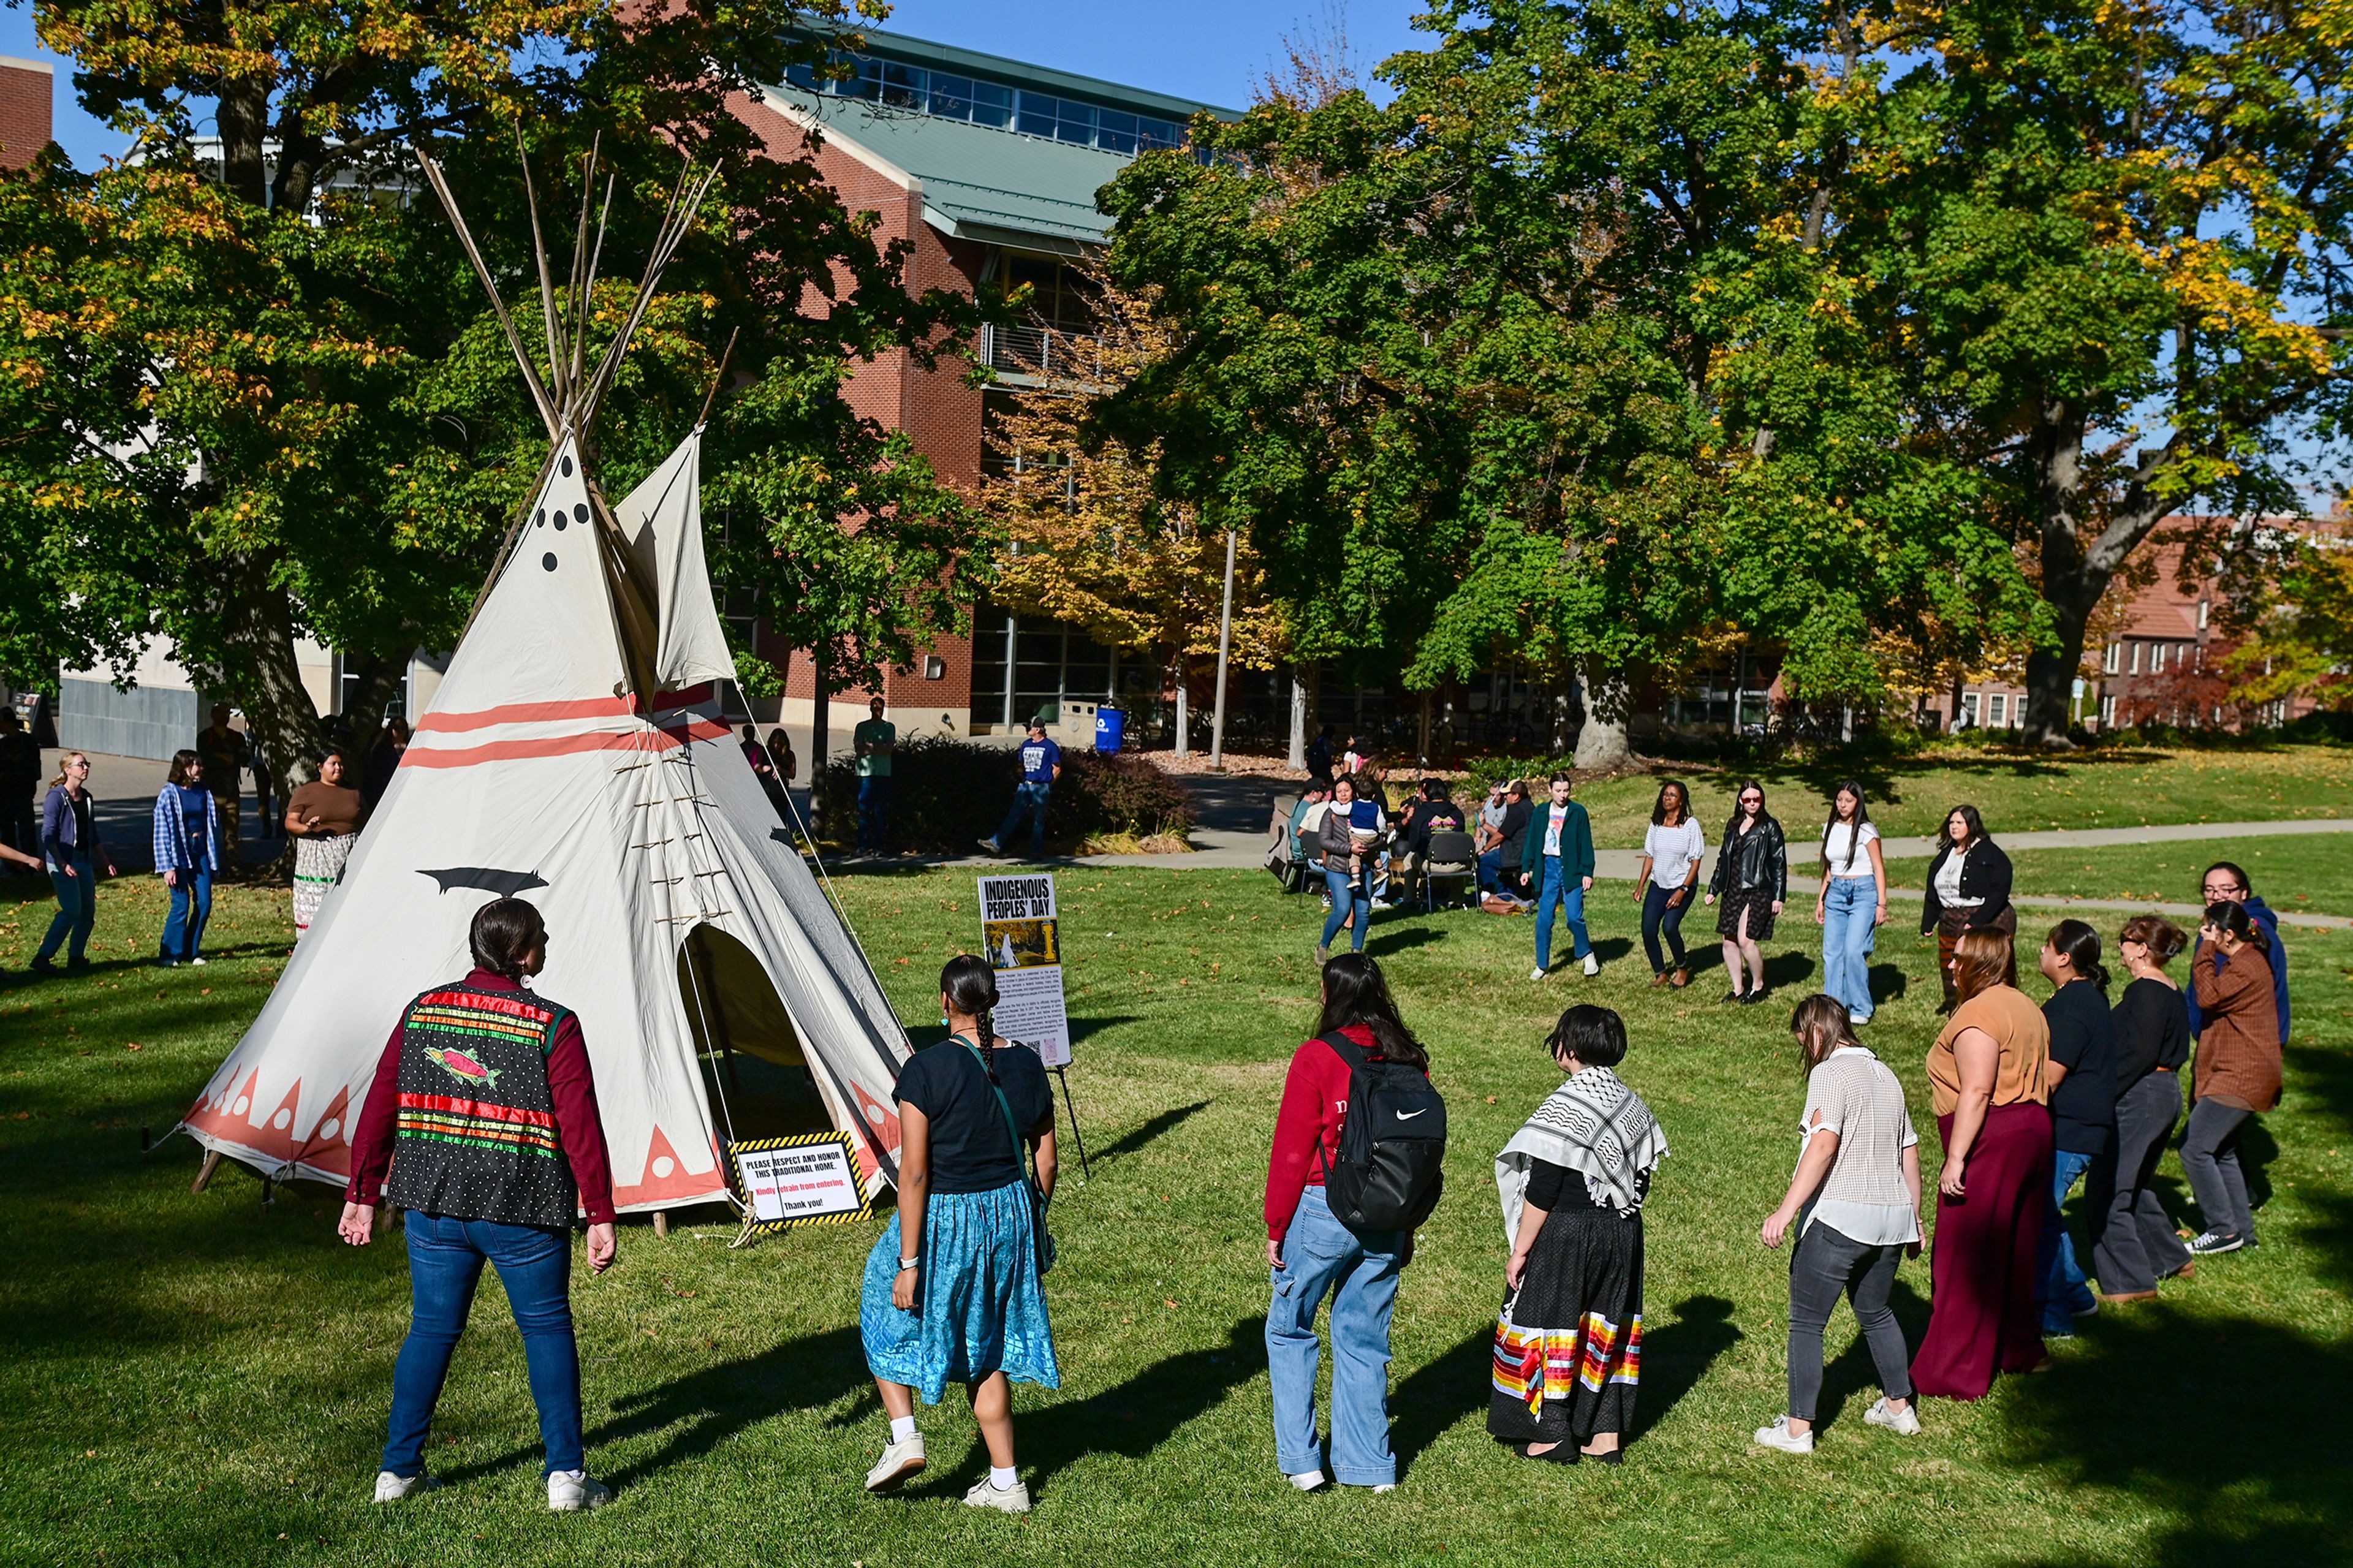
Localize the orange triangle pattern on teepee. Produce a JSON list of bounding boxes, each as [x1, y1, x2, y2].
[[610, 1124, 727, 1208]]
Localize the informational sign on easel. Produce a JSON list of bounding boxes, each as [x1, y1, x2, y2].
[[728, 1132, 870, 1245], [977, 872, 1090, 1176]]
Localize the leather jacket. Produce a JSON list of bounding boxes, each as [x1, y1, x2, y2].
[[1708, 812, 1787, 901]]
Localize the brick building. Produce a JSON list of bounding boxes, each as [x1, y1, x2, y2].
[[733, 29, 1235, 754], [0, 54, 53, 170]]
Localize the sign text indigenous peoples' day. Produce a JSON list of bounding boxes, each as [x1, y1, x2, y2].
[[978, 873, 1070, 1067]]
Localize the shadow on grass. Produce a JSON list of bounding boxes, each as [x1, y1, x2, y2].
[[1007, 1316, 1262, 1491], [1630, 1294, 1741, 1442], [1986, 1301, 2353, 1567], [1762, 950, 1819, 991], [1390, 1325, 1493, 1476], [1093, 1100, 1210, 1167]]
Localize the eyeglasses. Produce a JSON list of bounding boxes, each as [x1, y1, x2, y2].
[[2201, 883, 2243, 899], [1739, 794, 1762, 805]]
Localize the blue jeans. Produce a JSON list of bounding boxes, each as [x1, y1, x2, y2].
[[1640, 882, 1691, 974], [1267, 1186, 1405, 1485], [161, 868, 213, 961], [37, 852, 96, 962], [1533, 857, 1590, 969], [993, 781, 1052, 857], [856, 775, 891, 852], [1321, 867, 1370, 952], [1477, 849, 1521, 903], [1821, 875, 1879, 1021], [383, 1213, 583, 1477], [2038, 1149, 2099, 1332]]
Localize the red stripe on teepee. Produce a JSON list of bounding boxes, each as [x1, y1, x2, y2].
[[412, 696, 635, 733], [402, 718, 734, 771]]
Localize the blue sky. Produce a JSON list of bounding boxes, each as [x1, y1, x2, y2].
[[2, 1, 1431, 169]]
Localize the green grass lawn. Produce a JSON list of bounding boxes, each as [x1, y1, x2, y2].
[[1998, 833, 2353, 920], [1552, 742, 2353, 846], [5, 865, 2352, 1567]]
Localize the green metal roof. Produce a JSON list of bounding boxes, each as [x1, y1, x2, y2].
[[764, 82, 1153, 251], [806, 25, 1240, 122]]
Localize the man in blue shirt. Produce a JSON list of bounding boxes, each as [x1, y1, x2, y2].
[[980, 719, 1063, 860]]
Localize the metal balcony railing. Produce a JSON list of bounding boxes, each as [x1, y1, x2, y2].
[[980, 323, 1107, 384]]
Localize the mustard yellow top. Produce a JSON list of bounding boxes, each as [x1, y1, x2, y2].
[[1928, 984, 2050, 1118]]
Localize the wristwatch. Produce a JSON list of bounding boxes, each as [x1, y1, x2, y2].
[[898, 1257, 920, 1273]]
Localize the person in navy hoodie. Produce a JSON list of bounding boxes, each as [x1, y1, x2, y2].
[[979, 719, 1063, 860], [2185, 862, 2286, 1047]]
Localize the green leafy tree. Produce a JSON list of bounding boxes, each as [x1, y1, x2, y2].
[[17, 0, 980, 781]]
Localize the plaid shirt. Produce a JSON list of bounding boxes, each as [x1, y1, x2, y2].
[[153, 786, 221, 874]]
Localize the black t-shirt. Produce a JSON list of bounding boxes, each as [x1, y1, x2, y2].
[[893, 1037, 1053, 1195], [2111, 977, 2191, 1090], [2044, 981, 2118, 1154]]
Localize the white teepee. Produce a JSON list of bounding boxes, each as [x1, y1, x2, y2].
[[177, 148, 911, 1213]]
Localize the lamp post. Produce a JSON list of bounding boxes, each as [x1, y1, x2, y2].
[[1208, 528, 1237, 771]]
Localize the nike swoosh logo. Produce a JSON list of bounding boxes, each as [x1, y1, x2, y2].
[[1395, 1108, 1427, 1121]]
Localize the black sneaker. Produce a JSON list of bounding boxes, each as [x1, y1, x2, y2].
[[2187, 1230, 2243, 1256], [1740, 988, 1770, 1006], [1724, 990, 1747, 1004], [27, 956, 57, 977]]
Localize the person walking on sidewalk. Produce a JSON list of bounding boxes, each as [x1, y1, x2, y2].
[[980, 719, 1063, 860], [2091, 916, 2195, 1301], [2186, 861, 2288, 1050], [853, 698, 896, 854], [153, 749, 224, 968], [1920, 805, 2015, 1012], [1635, 781, 1703, 988], [2181, 901, 2282, 1257], [1517, 772, 1597, 980], [860, 956, 1059, 1513], [339, 898, 620, 1511], [2034, 920, 2115, 1337], [29, 753, 116, 975], [1813, 782, 1888, 1025], [1706, 781, 1786, 1004], [1752, 995, 1923, 1455], [1265, 954, 1431, 1492]]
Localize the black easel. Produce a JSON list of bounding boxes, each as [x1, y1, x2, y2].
[[1053, 1065, 1091, 1181]]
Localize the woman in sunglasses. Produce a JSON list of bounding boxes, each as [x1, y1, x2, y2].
[[1705, 781, 1786, 1004]]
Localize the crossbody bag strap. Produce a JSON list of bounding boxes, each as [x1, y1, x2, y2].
[[960, 1038, 1046, 1210]]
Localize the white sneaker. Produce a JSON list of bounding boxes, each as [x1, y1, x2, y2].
[[189, 956, 208, 966], [977, 838, 1000, 854], [1287, 1469, 1327, 1491], [1370, 1483, 1396, 1493], [963, 1477, 1032, 1513], [1752, 1415, 1814, 1454], [865, 1434, 927, 1492], [1529, 966, 1547, 980], [1582, 953, 1601, 976], [1865, 1398, 1921, 1436], [373, 1470, 438, 1502], [547, 1469, 613, 1511]]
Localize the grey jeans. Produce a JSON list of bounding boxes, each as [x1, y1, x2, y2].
[[2091, 1070, 2191, 1293], [2180, 1097, 2257, 1242], [1787, 1221, 1912, 1422]]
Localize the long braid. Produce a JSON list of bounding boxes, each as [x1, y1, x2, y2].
[[979, 1004, 999, 1083]]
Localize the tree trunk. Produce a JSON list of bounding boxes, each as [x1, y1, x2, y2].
[[811, 646, 831, 783], [1416, 689, 1431, 765], [213, 575, 325, 795], [2023, 411, 2173, 748], [339, 647, 415, 756], [1574, 662, 1633, 771], [1173, 655, 1189, 757]]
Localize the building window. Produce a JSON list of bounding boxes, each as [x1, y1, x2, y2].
[[1988, 693, 2007, 727], [791, 50, 1185, 153], [1961, 692, 1980, 728], [2151, 642, 2166, 673], [2104, 642, 2121, 674], [2129, 642, 2142, 674], [2100, 694, 2116, 725], [2199, 598, 2210, 629]]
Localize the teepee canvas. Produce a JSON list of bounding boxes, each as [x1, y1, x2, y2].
[[178, 149, 911, 1214]]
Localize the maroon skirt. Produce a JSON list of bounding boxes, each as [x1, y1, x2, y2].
[[1910, 1101, 2052, 1400]]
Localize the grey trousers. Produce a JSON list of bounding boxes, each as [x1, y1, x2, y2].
[[2090, 1071, 2191, 1293], [1787, 1221, 1912, 1422], [2180, 1097, 2257, 1242]]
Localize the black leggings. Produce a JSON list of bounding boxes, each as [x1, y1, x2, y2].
[[1642, 883, 1692, 974]]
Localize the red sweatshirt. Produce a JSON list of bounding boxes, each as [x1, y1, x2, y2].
[[1264, 1023, 1377, 1241], [344, 968, 618, 1224]]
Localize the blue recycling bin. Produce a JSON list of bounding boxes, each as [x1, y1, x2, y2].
[[1094, 705, 1126, 754]]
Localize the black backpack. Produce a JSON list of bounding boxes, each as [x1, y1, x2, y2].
[[1314, 1031, 1447, 1231]]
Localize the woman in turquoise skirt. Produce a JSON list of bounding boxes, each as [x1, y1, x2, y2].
[[861, 955, 1059, 1512]]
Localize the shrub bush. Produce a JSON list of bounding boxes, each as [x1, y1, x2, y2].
[[810, 738, 1193, 854]]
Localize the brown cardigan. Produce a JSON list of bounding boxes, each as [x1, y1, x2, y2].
[[2191, 945, 2283, 1112]]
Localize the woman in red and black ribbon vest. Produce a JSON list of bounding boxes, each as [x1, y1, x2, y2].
[[339, 897, 620, 1512]]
